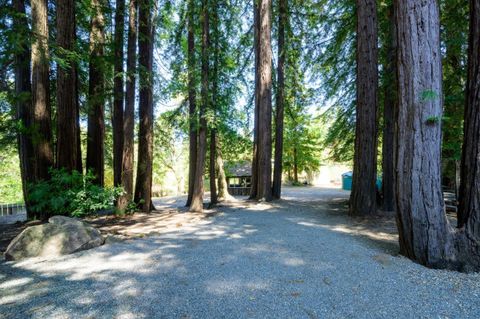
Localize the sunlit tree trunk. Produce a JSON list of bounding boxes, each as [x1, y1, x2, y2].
[[134, 0, 154, 212], [350, 0, 378, 216], [190, 0, 209, 212], [13, 0, 35, 215], [216, 138, 234, 201], [273, 0, 287, 199], [118, 0, 138, 211], [186, 0, 197, 206], [253, 0, 273, 201], [31, 0, 54, 182], [56, 0, 79, 172], [113, 0, 126, 187], [86, 0, 106, 185]]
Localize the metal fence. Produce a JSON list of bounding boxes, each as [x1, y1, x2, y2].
[[0, 203, 26, 216]]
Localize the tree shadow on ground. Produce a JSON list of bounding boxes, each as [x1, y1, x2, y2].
[[3, 187, 473, 318]]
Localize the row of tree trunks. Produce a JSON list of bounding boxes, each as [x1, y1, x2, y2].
[[56, 0, 79, 172], [31, 0, 54, 183], [86, 0, 106, 186], [272, 0, 287, 199], [381, 4, 396, 212], [13, 0, 35, 217], [186, 0, 198, 207], [350, 0, 378, 216], [134, 0, 155, 212], [113, 0, 126, 187], [189, 0, 210, 212], [118, 0, 138, 211], [253, 0, 273, 201]]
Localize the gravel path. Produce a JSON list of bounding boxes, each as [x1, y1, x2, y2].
[[1, 187, 480, 318]]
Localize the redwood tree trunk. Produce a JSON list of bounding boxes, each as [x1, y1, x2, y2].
[[86, 0, 106, 186], [458, 0, 480, 229], [56, 0, 79, 172], [118, 0, 138, 210], [272, 0, 287, 199], [394, 0, 453, 268], [254, 0, 273, 201], [134, 0, 154, 212], [350, 0, 378, 216], [31, 0, 54, 182], [186, 0, 197, 206], [381, 4, 396, 212], [190, 0, 209, 212], [250, 0, 260, 199], [457, 0, 480, 269], [113, 0, 126, 186], [13, 0, 35, 214]]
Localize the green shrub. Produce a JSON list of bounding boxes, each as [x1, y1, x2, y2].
[[29, 169, 123, 218]]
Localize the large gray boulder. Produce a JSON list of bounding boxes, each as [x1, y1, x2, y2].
[[4, 216, 104, 261]]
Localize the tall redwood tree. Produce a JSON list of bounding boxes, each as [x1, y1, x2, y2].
[[350, 0, 378, 216], [31, 0, 54, 182], [190, 0, 209, 212], [134, 0, 155, 212], [56, 0, 79, 172], [251, 0, 273, 201], [119, 0, 138, 211], [113, 0, 126, 187], [86, 0, 106, 185]]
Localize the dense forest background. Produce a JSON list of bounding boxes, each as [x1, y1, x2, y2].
[[0, 0, 468, 202]]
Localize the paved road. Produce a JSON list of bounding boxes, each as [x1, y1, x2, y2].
[[1, 187, 480, 318]]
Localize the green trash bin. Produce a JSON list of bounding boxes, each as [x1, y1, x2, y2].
[[342, 171, 382, 192], [342, 171, 353, 190]]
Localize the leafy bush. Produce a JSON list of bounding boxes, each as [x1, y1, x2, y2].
[[29, 169, 123, 218]]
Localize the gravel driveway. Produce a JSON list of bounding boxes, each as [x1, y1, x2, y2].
[[1, 187, 480, 318]]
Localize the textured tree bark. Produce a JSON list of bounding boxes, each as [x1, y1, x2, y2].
[[190, 0, 209, 212], [31, 0, 54, 182], [86, 0, 106, 186], [250, 0, 260, 199], [186, 0, 197, 207], [394, 0, 454, 268], [113, 0, 126, 187], [459, 0, 480, 228], [254, 0, 273, 201], [13, 0, 35, 216], [381, 4, 396, 212], [456, 0, 480, 269], [134, 0, 154, 212], [56, 0, 79, 172], [350, 0, 378, 216], [118, 0, 138, 211], [272, 0, 287, 199]]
